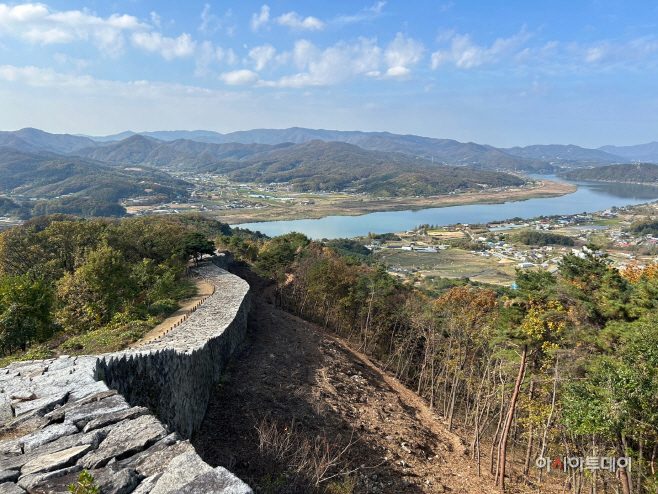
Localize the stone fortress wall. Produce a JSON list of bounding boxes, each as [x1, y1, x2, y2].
[[0, 257, 252, 493]]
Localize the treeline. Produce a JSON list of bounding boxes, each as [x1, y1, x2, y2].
[[514, 230, 575, 246], [31, 197, 126, 218], [0, 196, 127, 220], [560, 163, 658, 183], [630, 219, 658, 236], [0, 214, 245, 357], [253, 233, 658, 493], [0, 197, 23, 217]]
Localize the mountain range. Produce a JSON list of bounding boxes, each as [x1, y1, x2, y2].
[[68, 135, 524, 196], [0, 126, 649, 167], [76, 127, 658, 168], [598, 142, 658, 163], [1, 126, 658, 219], [0, 128, 97, 154], [559, 163, 658, 183]]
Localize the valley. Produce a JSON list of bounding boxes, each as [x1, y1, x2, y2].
[[132, 174, 575, 224]]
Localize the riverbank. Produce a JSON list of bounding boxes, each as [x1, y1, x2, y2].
[[216, 179, 576, 225]]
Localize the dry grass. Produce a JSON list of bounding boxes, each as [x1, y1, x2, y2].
[[254, 416, 358, 491]]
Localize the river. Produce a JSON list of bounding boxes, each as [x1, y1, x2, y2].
[[237, 176, 658, 239]]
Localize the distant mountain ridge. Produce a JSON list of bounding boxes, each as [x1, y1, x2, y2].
[[0, 128, 97, 153], [559, 163, 658, 183], [83, 127, 639, 171], [598, 142, 658, 163], [502, 144, 623, 164], [187, 139, 527, 196], [71, 135, 528, 195], [5, 126, 656, 171], [81, 128, 552, 172], [70, 135, 296, 171]]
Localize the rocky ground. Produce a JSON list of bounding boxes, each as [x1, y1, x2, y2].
[[193, 267, 501, 494]]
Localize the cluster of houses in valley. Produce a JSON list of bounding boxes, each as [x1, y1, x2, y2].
[[370, 204, 658, 278]]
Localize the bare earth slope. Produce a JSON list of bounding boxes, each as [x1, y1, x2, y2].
[[193, 267, 497, 493]]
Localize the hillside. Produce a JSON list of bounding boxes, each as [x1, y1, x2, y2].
[[70, 136, 528, 195], [89, 127, 552, 171], [163, 139, 293, 160], [195, 266, 499, 493], [0, 146, 190, 217], [200, 140, 526, 196], [502, 143, 623, 164], [599, 141, 658, 163], [71, 134, 225, 171], [559, 162, 658, 183], [0, 128, 97, 153]]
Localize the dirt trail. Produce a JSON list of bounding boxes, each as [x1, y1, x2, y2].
[[130, 276, 214, 347], [193, 267, 499, 493]]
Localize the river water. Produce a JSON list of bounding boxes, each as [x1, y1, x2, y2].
[[237, 176, 658, 239]]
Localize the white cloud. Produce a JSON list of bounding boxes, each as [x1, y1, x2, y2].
[[0, 64, 252, 103], [194, 41, 238, 77], [579, 37, 658, 65], [223, 48, 237, 65], [384, 33, 424, 78], [0, 3, 148, 57], [199, 4, 220, 35], [275, 11, 325, 31], [195, 40, 215, 76], [431, 26, 532, 69], [150, 12, 161, 28], [258, 37, 381, 88], [132, 32, 196, 60], [333, 2, 386, 25], [53, 52, 88, 70], [292, 39, 320, 69], [248, 44, 276, 71], [512, 36, 658, 73], [250, 5, 270, 32], [385, 66, 409, 77], [0, 64, 87, 87], [440, 2, 455, 12], [219, 69, 259, 85]]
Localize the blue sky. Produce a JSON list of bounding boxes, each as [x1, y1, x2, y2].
[[0, 1, 656, 147]]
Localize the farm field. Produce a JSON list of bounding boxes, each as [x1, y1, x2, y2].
[[377, 248, 520, 286]]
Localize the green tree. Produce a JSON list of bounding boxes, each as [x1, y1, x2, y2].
[[56, 244, 134, 332], [562, 317, 658, 494], [179, 232, 215, 266], [256, 232, 310, 277], [0, 275, 54, 353]]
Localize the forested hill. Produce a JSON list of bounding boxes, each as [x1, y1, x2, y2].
[[87, 128, 554, 172], [199, 139, 527, 196], [352, 134, 555, 172], [70, 135, 223, 171], [71, 134, 295, 171], [0, 128, 97, 153], [69, 136, 527, 195], [0, 146, 190, 218], [599, 141, 658, 163], [559, 162, 658, 183], [0, 147, 189, 200], [502, 143, 622, 164], [2, 127, 645, 171]]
